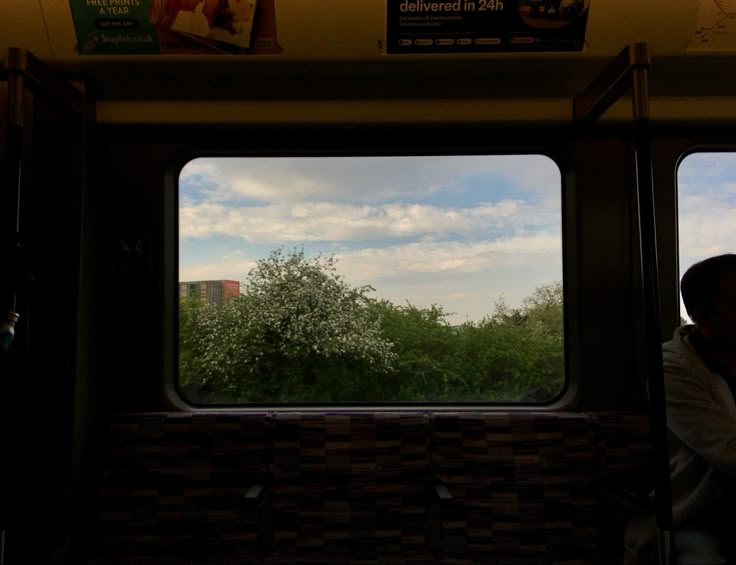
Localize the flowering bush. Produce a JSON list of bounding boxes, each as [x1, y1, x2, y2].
[[180, 248, 564, 404]]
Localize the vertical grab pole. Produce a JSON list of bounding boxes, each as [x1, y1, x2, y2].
[[1, 51, 28, 358], [0, 57, 24, 565], [2, 63, 24, 341], [630, 43, 673, 565]]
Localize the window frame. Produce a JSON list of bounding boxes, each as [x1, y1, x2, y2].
[[161, 129, 579, 412], [672, 145, 736, 330]]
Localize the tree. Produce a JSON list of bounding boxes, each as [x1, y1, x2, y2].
[[522, 281, 563, 336], [180, 252, 565, 404], [475, 281, 564, 401], [185, 248, 396, 402], [179, 297, 210, 400], [372, 300, 464, 401], [488, 282, 563, 335]]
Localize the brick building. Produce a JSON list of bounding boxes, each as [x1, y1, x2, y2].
[[179, 280, 239, 306]]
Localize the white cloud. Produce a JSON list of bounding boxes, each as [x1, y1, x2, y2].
[[179, 159, 217, 179], [679, 193, 736, 269], [334, 234, 561, 280], [179, 199, 551, 243], [179, 155, 561, 204], [222, 249, 244, 261]]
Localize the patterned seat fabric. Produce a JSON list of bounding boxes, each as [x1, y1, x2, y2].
[[430, 412, 602, 564], [89, 411, 651, 564], [591, 412, 655, 485], [92, 412, 269, 563], [589, 412, 655, 558], [268, 413, 430, 561]]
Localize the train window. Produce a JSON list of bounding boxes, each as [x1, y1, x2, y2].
[[678, 152, 736, 324], [178, 155, 564, 405]]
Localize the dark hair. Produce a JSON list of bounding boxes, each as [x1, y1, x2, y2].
[[681, 254, 736, 321]]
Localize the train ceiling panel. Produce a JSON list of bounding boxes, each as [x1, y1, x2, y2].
[[3, 0, 736, 124]]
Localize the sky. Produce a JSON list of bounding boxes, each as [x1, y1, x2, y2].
[[178, 152, 736, 326], [179, 155, 563, 325], [678, 152, 736, 322]]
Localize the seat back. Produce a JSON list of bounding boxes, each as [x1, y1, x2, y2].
[[269, 413, 430, 560], [431, 412, 601, 563], [92, 412, 269, 563], [91, 411, 652, 564]]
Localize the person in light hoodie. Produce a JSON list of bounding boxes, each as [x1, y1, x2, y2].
[[625, 254, 736, 564]]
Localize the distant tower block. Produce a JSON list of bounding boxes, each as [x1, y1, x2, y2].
[[179, 280, 240, 306]]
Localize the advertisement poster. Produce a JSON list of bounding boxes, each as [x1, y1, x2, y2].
[[69, 0, 282, 55], [386, 0, 590, 53], [688, 0, 736, 51]]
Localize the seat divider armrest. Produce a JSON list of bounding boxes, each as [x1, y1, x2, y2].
[[245, 484, 264, 500], [434, 483, 453, 500]]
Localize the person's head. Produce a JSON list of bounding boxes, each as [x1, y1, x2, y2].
[[681, 254, 736, 344]]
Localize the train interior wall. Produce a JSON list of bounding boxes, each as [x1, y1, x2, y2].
[[4, 1, 736, 560], [5, 113, 702, 562]]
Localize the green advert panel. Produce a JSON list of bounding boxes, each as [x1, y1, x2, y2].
[[69, 0, 282, 55], [70, 0, 159, 54]]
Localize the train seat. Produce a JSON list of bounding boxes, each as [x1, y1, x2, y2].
[[429, 412, 653, 564], [430, 413, 599, 563], [88, 412, 270, 564], [87, 411, 651, 564], [266, 413, 431, 562]]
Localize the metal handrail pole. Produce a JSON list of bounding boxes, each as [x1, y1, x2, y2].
[[573, 41, 674, 565], [631, 54, 674, 565]]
